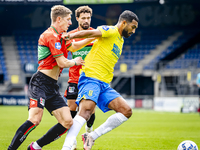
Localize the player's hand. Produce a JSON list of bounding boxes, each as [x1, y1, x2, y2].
[[62, 32, 71, 41], [73, 57, 85, 66]]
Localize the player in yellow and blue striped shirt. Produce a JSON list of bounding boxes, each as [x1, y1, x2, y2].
[[62, 10, 139, 150]]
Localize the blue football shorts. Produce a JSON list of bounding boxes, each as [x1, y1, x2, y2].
[[76, 72, 121, 113]]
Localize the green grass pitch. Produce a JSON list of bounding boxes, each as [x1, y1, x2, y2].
[[0, 106, 200, 150]]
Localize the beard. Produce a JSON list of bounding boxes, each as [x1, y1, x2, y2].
[[80, 23, 90, 30], [122, 28, 132, 38]]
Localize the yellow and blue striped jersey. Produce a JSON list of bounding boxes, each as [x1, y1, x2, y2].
[[82, 25, 124, 83]]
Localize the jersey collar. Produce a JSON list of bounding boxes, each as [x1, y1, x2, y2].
[[50, 26, 59, 34]]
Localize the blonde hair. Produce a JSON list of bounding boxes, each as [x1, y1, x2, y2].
[[51, 5, 72, 23], [75, 5, 92, 18]]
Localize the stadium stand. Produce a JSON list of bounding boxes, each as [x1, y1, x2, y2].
[[14, 30, 73, 70], [113, 28, 199, 73], [12, 29, 200, 74], [145, 29, 199, 70], [115, 29, 177, 71], [14, 30, 40, 69], [0, 27, 198, 96], [0, 40, 8, 81], [165, 44, 200, 70]]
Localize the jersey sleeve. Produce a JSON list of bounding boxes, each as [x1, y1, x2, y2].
[[66, 40, 72, 49], [97, 26, 116, 38], [48, 35, 63, 58]]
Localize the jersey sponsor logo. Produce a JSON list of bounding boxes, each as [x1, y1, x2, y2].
[[30, 98, 37, 108], [102, 26, 109, 31], [55, 42, 61, 50], [73, 51, 90, 57], [69, 86, 75, 93], [40, 97, 45, 106], [111, 43, 120, 58]]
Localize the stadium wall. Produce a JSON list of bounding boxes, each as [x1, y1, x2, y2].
[[154, 96, 199, 112], [1, 95, 198, 113], [1, 2, 200, 35], [0, 95, 27, 105]]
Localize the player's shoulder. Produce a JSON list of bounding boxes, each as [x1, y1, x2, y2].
[[98, 25, 116, 31], [40, 28, 59, 40]]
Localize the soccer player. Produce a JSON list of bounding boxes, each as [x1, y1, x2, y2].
[[61, 10, 139, 150], [7, 5, 94, 150], [63, 6, 95, 150]]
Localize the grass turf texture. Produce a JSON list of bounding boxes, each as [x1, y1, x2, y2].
[[0, 106, 200, 150]]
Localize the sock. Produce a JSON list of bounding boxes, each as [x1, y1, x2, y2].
[[36, 123, 68, 147], [90, 112, 128, 140], [8, 120, 36, 150], [70, 111, 77, 118], [62, 115, 86, 150], [87, 113, 95, 128], [32, 142, 42, 149]]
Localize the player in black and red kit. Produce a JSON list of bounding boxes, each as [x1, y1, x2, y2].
[[8, 5, 94, 150]]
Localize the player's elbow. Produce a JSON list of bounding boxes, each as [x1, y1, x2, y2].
[[57, 62, 66, 68]]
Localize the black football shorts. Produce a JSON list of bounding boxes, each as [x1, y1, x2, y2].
[[28, 71, 68, 115], [65, 83, 78, 100]]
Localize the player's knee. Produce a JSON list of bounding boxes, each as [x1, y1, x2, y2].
[[62, 118, 73, 129], [79, 109, 93, 121], [85, 111, 93, 121], [28, 118, 41, 126], [69, 104, 77, 111], [127, 107, 133, 118], [123, 107, 132, 118]]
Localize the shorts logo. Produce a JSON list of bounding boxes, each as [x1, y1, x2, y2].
[[88, 90, 93, 96], [40, 98, 45, 106], [55, 42, 61, 50], [69, 87, 75, 93], [30, 98, 37, 108], [102, 26, 109, 31]]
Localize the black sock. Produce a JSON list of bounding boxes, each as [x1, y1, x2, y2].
[[8, 120, 36, 150], [87, 113, 95, 128], [36, 123, 68, 147], [70, 111, 77, 118]]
